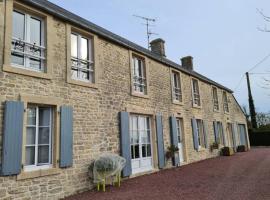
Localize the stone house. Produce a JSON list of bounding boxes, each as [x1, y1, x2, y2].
[[0, 0, 249, 199]]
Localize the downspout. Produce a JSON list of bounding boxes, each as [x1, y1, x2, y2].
[[1, 0, 7, 71]]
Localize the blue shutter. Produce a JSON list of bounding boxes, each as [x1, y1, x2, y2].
[[1, 101, 24, 176], [191, 118, 199, 150], [231, 123, 237, 151], [119, 112, 131, 177], [203, 121, 208, 148], [60, 106, 73, 168], [169, 116, 179, 166], [213, 121, 219, 143], [156, 115, 165, 169]]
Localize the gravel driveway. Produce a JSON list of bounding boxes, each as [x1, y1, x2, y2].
[[65, 147, 270, 200]]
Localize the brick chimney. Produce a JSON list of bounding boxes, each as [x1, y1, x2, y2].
[[181, 56, 193, 71], [150, 38, 166, 57]]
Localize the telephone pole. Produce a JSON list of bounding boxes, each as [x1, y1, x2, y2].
[[246, 72, 257, 129]]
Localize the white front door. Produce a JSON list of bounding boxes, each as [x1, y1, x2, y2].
[[130, 115, 153, 174], [176, 118, 184, 163]]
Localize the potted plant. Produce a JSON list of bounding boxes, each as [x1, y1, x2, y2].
[[237, 145, 247, 152], [221, 147, 234, 156], [165, 145, 179, 165], [210, 142, 219, 152]]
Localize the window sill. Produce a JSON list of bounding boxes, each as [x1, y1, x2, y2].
[[213, 109, 220, 113], [172, 100, 183, 105], [131, 92, 149, 99], [192, 104, 202, 109], [67, 78, 98, 89], [3, 64, 52, 80], [17, 168, 61, 180]]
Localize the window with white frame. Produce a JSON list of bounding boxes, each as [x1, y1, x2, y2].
[[192, 79, 201, 106], [71, 33, 94, 82], [25, 105, 53, 171], [223, 91, 229, 113], [132, 56, 147, 94], [196, 119, 206, 148], [212, 87, 219, 111], [172, 71, 182, 102], [214, 121, 224, 145], [176, 118, 183, 143], [11, 10, 45, 72]]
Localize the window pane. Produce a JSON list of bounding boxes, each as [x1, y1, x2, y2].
[[142, 144, 146, 157], [38, 146, 49, 164], [38, 127, 50, 144], [26, 127, 36, 145], [12, 11, 25, 39], [81, 37, 88, 60], [134, 144, 139, 158], [71, 34, 78, 58], [39, 108, 50, 126], [25, 146, 35, 165], [27, 108, 36, 126], [11, 54, 24, 66], [30, 58, 41, 70], [147, 144, 151, 157], [81, 70, 89, 81], [30, 17, 41, 45], [71, 68, 79, 79]]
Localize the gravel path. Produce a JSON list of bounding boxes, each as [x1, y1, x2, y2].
[[65, 148, 270, 200]]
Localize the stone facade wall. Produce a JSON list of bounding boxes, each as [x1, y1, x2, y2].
[[0, 1, 248, 199]]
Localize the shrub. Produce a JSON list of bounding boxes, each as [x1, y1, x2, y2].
[[221, 147, 234, 156]]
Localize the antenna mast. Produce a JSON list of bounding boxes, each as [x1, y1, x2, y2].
[[133, 15, 157, 49]]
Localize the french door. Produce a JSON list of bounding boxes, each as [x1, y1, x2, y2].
[[130, 115, 153, 174], [176, 118, 184, 163]]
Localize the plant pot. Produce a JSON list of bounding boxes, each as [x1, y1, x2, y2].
[[237, 145, 247, 152], [221, 147, 234, 156]]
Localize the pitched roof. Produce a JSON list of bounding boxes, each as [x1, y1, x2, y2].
[[22, 0, 233, 93]]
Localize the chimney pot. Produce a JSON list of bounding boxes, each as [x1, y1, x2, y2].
[[150, 38, 166, 57], [181, 56, 193, 71]]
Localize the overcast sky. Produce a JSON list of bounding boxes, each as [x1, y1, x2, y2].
[[50, 0, 270, 112]]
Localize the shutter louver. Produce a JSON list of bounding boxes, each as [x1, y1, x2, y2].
[[156, 115, 165, 169]]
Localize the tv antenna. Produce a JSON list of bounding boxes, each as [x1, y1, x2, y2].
[[133, 15, 158, 49]]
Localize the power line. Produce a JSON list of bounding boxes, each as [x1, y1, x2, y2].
[[234, 53, 270, 92]]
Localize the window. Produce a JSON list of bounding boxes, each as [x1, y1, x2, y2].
[[196, 119, 206, 148], [25, 105, 53, 171], [214, 121, 224, 145], [192, 79, 200, 106], [11, 10, 45, 71], [132, 56, 147, 94], [176, 118, 183, 143], [172, 71, 182, 102], [71, 33, 94, 82], [223, 91, 229, 113], [212, 87, 219, 111], [130, 116, 151, 159]]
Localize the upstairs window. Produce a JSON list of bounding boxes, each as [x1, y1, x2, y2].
[[172, 71, 182, 102], [212, 87, 219, 111], [132, 56, 147, 94], [11, 10, 45, 72], [71, 33, 94, 82], [192, 79, 201, 106], [223, 91, 229, 113]]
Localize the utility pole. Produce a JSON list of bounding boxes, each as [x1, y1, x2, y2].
[[133, 15, 157, 49], [246, 72, 257, 129]]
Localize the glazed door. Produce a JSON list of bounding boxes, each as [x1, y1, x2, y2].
[[176, 118, 184, 163], [130, 115, 153, 174]]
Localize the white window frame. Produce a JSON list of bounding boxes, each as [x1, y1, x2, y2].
[[192, 79, 201, 107], [196, 119, 206, 148], [129, 115, 152, 160], [71, 32, 94, 82], [132, 56, 147, 94], [24, 106, 53, 172], [11, 9, 46, 72], [212, 87, 219, 111], [172, 71, 182, 102], [223, 91, 229, 113]]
